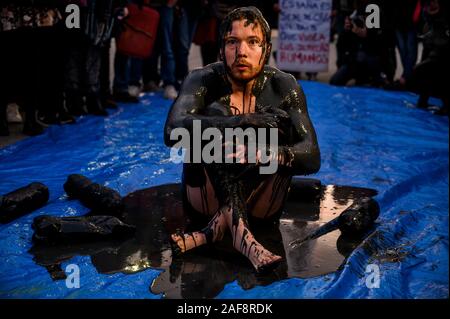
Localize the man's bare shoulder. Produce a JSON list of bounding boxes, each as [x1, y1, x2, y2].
[[181, 62, 226, 92], [187, 62, 225, 80], [263, 66, 301, 94]]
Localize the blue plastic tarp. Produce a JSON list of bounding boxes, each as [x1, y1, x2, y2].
[[0, 81, 448, 298]]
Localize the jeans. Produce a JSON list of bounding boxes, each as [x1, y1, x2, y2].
[[174, 6, 199, 81], [66, 43, 102, 95], [143, 5, 176, 87], [395, 29, 418, 80], [330, 51, 382, 86], [113, 53, 143, 94]]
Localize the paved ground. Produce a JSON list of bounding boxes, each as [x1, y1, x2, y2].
[[0, 30, 409, 149]]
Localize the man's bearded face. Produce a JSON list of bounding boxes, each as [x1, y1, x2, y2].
[[223, 19, 267, 83]]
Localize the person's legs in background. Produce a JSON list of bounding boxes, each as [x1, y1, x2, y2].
[[404, 29, 418, 82], [364, 55, 384, 87], [191, 1, 219, 66], [396, 31, 409, 77], [353, 51, 383, 87], [37, 25, 75, 125], [396, 29, 418, 85], [141, 5, 164, 93], [142, 47, 161, 92], [99, 39, 118, 109], [84, 43, 108, 116], [113, 52, 128, 95], [128, 57, 143, 97], [113, 52, 139, 103], [330, 64, 354, 86], [158, 5, 178, 100], [0, 31, 11, 136], [52, 24, 76, 124], [0, 96, 8, 136], [20, 28, 45, 136], [174, 5, 200, 88], [380, 26, 397, 87], [64, 30, 88, 116], [412, 59, 449, 116], [142, 51, 161, 92]]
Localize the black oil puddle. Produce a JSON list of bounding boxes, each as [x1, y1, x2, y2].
[[29, 178, 377, 298]]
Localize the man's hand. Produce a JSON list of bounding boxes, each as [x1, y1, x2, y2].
[[224, 142, 248, 164], [243, 107, 290, 128], [224, 142, 265, 164], [243, 113, 280, 128], [115, 7, 128, 20]]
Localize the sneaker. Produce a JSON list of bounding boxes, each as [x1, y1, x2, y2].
[[86, 94, 108, 116], [129, 85, 142, 98], [7, 103, 23, 123], [163, 85, 178, 100]]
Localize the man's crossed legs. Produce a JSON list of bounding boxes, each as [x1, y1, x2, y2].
[[171, 165, 291, 272]]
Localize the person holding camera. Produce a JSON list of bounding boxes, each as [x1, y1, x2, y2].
[[330, 4, 385, 87]]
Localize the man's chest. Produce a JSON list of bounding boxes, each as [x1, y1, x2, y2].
[[229, 93, 256, 115]]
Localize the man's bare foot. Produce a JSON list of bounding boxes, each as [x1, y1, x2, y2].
[[250, 244, 283, 273], [230, 217, 282, 272], [170, 210, 227, 254], [241, 235, 282, 272], [170, 231, 206, 254]]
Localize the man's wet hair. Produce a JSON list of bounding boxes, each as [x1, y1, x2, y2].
[[219, 6, 272, 61]]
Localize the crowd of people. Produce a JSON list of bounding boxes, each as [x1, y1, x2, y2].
[[330, 0, 449, 117], [0, 0, 448, 138]]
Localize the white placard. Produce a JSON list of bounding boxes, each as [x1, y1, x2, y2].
[[277, 0, 332, 72]]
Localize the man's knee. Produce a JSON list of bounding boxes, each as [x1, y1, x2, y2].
[[247, 173, 291, 219]]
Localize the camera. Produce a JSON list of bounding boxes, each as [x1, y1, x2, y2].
[[349, 10, 365, 28]]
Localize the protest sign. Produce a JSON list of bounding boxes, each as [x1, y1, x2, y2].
[[277, 0, 332, 72]]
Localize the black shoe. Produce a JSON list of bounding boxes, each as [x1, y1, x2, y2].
[[37, 112, 57, 127], [23, 122, 45, 136], [113, 91, 139, 103], [417, 95, 429, 109], [23, 111, 45, 136], [57, 109, 76, 124], [66, 93, 87, 116], [86, 94, 108, 116], [0, 118, 9, 136], [101, 93, 118, 109], [433, 107, 449, 117], [103, 97, 118, 109]]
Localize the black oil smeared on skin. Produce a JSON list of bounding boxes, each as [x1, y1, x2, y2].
[[203, 164, 252, 253], [201, 210, 225, 244], [263, 173, 292, 219], [199, 184, 210, 216], [243, 85, 246, 114], [164, 7, 321, 265]]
